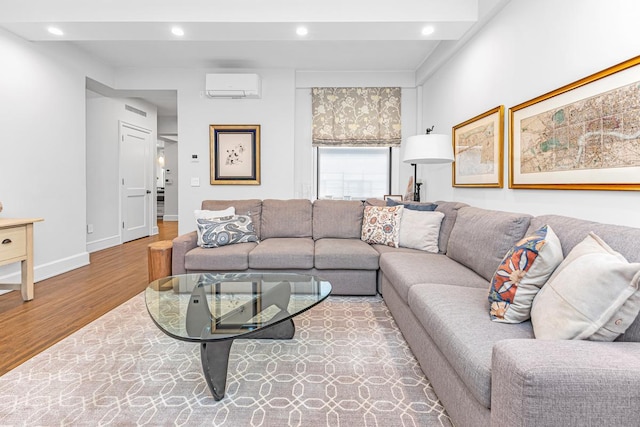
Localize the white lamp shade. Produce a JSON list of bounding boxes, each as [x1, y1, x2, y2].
[[402, 133, 454, 164]]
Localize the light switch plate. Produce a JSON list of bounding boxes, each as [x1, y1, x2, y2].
[[190, 177, 200, 187]]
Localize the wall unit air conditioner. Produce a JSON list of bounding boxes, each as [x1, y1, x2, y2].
[[205, 73, 261, 99]]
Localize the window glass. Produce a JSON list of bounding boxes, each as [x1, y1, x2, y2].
[[317, 147, 390, 199]]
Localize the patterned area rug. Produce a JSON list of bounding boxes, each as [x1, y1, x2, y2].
[[0, 294, 452, 426]]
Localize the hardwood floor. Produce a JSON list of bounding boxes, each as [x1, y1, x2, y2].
[[0, 221, 178, 376]]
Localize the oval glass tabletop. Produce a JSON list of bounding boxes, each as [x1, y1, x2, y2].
[[145, 272, 332, 342]]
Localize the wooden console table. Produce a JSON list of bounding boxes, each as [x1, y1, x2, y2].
[[0, 218, 44, 301]]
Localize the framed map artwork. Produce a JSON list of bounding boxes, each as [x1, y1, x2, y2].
[[452, 106, 504, 188], [210, 124, 261, 185], [510, 55, 640, 190]]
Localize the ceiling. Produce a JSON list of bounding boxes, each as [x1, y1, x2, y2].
[[0, 0, 506, 118]]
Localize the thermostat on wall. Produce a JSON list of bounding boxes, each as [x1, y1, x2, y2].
[[191, 154, 199, 162]]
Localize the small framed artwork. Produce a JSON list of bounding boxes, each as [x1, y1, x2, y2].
[[509, 55, 640, 190], [209, 124, 261, 185], [384, 195, 403, 202], [452, 106, 504, 188]]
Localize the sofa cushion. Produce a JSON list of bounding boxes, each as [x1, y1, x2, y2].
[[196, 215, 259, 248], [488, 225, 563, 323], [434, 201, 469, 254], [313, 199, 364, 239], [314, 238, 379, 270], [185, 242, 258, 271], [398, 210, 444, 253], [408, 283, 535, 409], [261, 199, 312, 239], [447, 207, 532, 281], [529, 215, 640, 343], [201, 199, 262, 239], [248, 237, 314, 269], [531, 232, 640, 341], [361, 205, 403, 247], [379, 251, 489, 304]]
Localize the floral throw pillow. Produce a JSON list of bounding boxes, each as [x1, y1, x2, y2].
[[488, 224, 563, 323], [361, 205, 403, 248], [197, 214, 258, 248]]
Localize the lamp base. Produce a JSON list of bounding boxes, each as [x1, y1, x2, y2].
[[414, 182, 422, 202]]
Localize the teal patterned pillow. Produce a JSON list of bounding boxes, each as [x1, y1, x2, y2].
[[197, 215, 258, 248]]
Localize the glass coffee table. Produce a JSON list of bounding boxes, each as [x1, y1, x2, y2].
[[145, 272, 332, 400]]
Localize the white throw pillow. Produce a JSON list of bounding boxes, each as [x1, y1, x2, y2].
[[398, 210, 444, 253], [531, 232, 640, 341], [194, 207, 235, 246]]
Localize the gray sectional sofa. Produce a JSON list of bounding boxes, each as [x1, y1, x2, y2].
[[172, 198, 640, 427]]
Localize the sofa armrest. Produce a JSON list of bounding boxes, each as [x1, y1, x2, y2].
[[491, 339, 640, 427], [172, 231, 198, 275]]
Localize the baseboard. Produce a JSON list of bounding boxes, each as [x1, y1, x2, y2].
[[0, 251, 90, 285], [163, 215, 178, 221], [87, 235, 121, 253]]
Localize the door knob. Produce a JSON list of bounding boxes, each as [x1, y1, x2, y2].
[[146, 190, 152, 194]]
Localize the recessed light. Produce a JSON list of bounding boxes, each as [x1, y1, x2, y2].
[[48, 27, 64, 36], [296, 26, 308, 36], [421, 26, 435, 36], [171, 27, 185, 36]]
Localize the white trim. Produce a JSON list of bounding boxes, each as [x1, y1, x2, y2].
[[0, 252, 90, 284], [162, 215, 178, 222], [86, 234, 121, 253]]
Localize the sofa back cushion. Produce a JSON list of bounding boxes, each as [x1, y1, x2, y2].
[[313, 199, 364, 239], [529, 215, 640, 342], [446, 207, 532, 281], [201, 199, 262, 239], [434, 201, 469, 253], [261, 199, 312, 239]]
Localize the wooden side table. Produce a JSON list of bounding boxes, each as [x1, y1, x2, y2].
[[148, 240, 173, 283], [0, 218, 44, 301]]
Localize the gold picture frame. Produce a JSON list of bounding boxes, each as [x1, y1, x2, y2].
[[453, 105, 504, 188], [209, 124, 261, 185], [509, 55, 640, 190]]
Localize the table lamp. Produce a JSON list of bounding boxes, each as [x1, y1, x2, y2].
[[402, 126, 454, 202]]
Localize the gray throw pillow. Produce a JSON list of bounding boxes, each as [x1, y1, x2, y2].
[[197, 215, 258, 248], [386, 198, 437, 211]]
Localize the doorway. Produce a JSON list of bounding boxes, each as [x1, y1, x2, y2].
[[120, 121, 153, 242]]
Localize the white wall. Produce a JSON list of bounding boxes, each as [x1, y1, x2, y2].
[[86, 91, 157, 252], [116, 68, 419, 234], [0, 28, 113, 283], [419, 0, 640, 228], [115, 68, 297, 234]]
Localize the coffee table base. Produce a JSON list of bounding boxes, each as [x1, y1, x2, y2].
[[200, 318, 296, 400]]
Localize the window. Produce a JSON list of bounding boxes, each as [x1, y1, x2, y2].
[[317, 147, 390, 199]]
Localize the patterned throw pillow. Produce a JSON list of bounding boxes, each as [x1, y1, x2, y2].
[[531, 232, 640, 341], [488, 225, 563, 323], [197, 215, 258, 248], [194, 207, 235, 246], [361, 205, 403, 247]]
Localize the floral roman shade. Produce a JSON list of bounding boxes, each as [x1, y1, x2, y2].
[[312, 87, 401, 147]]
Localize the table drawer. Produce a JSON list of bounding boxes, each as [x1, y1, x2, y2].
[[0, 226, 27, 261]]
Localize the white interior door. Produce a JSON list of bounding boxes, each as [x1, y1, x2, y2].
[[120, 122, 152, 242]]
